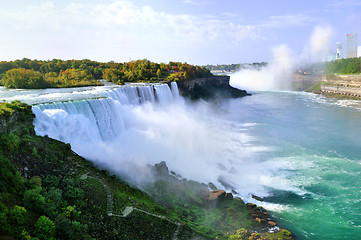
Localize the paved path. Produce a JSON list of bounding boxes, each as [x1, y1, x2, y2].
[[81, 173, 182, 239]]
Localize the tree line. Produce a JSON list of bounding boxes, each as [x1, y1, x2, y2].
[[204, 62, 268, 72], [0, 58, 212, 89]]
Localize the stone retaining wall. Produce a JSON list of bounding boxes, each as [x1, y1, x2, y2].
[[326, 75, 361, 87], [321, 85, 361, 97], [320, 75, 361, 98]]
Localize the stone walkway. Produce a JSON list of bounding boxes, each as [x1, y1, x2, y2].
[[81, 173, 182, 239]]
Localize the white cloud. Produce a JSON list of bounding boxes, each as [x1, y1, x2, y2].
[[261, 14, 315, 28], [0, 0, 261, 58], [0, 0, 320, 63]]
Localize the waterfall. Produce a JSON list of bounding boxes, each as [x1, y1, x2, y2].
[[154, 84, 174, 104], [31, 81, 271, 199], [32, 98, 125, 143], [33, 83, 179, 142], [102, 83, 178, 105], [31, 82, 193, 184], [170, 82, 180, 99]]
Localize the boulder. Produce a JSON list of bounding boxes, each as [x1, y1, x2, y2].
[[268, 221, 277, 227], [203, 189, 234, 205], [225, 192, 233, 200], [206, 190, 226, 201]]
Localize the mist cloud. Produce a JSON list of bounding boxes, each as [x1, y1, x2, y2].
[[230, 25, 334, 92], [302, 25, 334, 62]]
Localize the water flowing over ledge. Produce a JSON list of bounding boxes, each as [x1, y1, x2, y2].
[[32, 83, 180, 141], [30, 82, 275, 202]]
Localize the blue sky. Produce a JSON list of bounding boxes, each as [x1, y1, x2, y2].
[[0, 0, 360, 64]]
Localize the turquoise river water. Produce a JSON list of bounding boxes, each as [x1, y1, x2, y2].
[[222, 91, 361, 239]]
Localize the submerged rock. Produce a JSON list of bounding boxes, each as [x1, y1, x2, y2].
[[251, 194, 264, 202]]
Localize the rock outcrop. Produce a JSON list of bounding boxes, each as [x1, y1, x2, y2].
[[247, 203, 277, 230], [176, 76, 249, 100]]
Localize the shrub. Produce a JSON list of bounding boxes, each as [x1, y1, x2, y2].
[[0, 153, 25, 194], [9, 205, 27, 226], [0, 203, 10, 234], [4, 132, 21, 151], [29, 176, 42, 188]]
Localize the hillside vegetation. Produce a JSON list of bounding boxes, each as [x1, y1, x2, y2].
[[0, 101, 293, 240], [324, 57, 361, 74]]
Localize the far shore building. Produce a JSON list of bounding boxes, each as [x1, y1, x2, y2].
[[345, 33, 357, 58], [358, 46, 361, 58], [336, 42, 342, 59]]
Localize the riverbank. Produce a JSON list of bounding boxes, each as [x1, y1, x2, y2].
[[294, 73, 361, 100], [319, 74, 361, 99]]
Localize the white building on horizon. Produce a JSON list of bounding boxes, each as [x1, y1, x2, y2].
[[345, 33, 358, 58], [336, 42, 342, 59], [358, 46, 361, 58]]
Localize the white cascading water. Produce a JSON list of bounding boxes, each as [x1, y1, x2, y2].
[[32, 83, 283, 201]]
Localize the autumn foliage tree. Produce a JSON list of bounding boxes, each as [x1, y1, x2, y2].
[[2, 68, 48, 89]]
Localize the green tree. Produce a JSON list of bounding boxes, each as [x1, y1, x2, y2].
[[55, 214, 73, 239], [29, 176, 42, 188], [156, 69, 162, 79], [9, 205, 27, 226], [102, 68, 125, 84], [72, 221, 88, 239], [23, 187, 45, 214], [44, 188, 63, 218], [34, 216, 56, 240]]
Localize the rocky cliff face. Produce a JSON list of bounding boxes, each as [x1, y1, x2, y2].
[[176, 76, 249, 100], [176, 76, 230, 90]]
